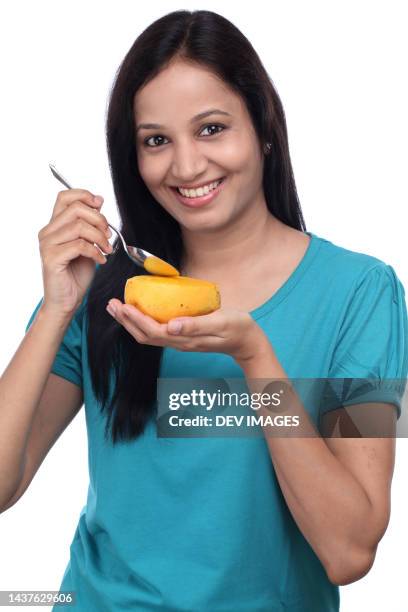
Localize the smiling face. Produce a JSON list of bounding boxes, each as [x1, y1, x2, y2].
[[133, 58, 266, 234]]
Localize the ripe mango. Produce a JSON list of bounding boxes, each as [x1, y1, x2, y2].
[[124, 275, 221, 323], [143, 256, 180, 277]]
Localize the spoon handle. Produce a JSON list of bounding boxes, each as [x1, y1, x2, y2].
[[49, 163, 71, 189]]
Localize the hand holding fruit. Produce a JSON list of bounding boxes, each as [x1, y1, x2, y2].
[[106, 298, 268, 365]]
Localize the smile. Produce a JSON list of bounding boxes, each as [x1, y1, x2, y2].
[[177, 178, 224, 198], [171, 177, 226, 208]]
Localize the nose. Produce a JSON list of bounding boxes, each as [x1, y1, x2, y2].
[[170, 139, 208, 184]]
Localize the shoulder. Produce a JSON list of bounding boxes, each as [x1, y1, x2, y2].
[[311, 232, 400, 292]]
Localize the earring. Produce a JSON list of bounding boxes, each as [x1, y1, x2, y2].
[[263, 142, 272, 155]]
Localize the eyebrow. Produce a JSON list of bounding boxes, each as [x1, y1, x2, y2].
[[135, 108, 232, 133]]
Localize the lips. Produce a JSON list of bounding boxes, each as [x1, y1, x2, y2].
[[171, 177, 226, 208]]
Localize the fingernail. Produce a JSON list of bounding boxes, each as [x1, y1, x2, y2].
[[106, 303, 116, 316], [94, 195, 104, 205], [169, 320, 182, 334]]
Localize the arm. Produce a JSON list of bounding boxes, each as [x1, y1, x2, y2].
[[0, 187, 111, 512], [236, 342, 395, 586], [0, 306, 83, 512]]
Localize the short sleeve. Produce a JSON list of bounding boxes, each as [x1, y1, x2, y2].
[[25, 298, 84, 388], [323, 263, 408, 419]]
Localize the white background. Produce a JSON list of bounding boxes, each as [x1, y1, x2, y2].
[[0, 1, 407, 610]]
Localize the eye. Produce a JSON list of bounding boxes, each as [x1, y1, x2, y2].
[[143, 123, 226, 148], [144, 135, 169, 148], [200, 123, 226, 137]]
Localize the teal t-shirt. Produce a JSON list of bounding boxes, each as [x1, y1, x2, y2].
[[25, 231, 408, 612]]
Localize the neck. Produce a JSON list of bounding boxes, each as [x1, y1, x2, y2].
[[180, 192, 284, 278]]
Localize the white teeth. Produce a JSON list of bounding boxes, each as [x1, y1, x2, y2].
[[177, 179, 223, 198]]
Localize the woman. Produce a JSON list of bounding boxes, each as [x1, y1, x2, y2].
[[1, 9, 407, 612]]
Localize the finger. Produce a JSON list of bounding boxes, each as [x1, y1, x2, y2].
[[44, 238, 108, 267], [109, 302, 227, 351], [119, 309, 216, 352], [120, 302, 223, 338], [112, 301, 188, 344], [40, 218, 112, 255], [108, 302, 160, 345], [51, 188, 103, 220], [41, 200, 110, 241], [167, 309, 223, 336]]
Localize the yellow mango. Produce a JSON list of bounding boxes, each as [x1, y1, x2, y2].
[[124, 275, 221, 323], [143, 256, 180, 277]]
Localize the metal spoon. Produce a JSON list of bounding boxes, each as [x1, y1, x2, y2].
[[48, 163, 179, 276]]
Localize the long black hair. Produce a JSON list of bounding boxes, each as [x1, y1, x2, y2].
[[86, 9, 306, 444]]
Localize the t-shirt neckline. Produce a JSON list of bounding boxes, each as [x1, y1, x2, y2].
[[250, 231, 321, 320]]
